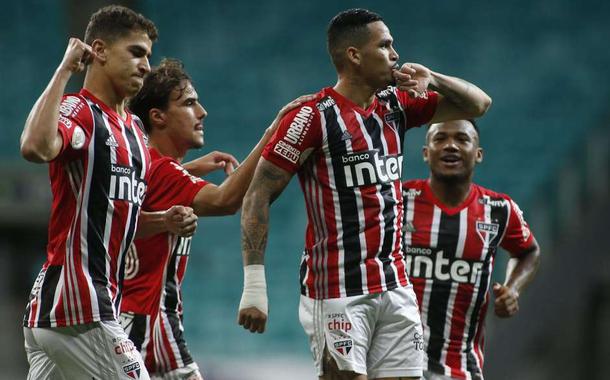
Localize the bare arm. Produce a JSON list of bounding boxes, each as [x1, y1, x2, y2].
[[237, 159, 293, 333], [182, 150, 239, 177], [135, 206, 198, 239], [493, 238, 541, 318], [21, 38, 94, 162], [393, 62, 492, 123], [190, 95, 315, 216]]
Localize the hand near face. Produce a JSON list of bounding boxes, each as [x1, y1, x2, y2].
[[184, 151, 240, 177], [492, 282, 520, 318], [393, 62, 431, 98], [59, 38, 98, 74], [163, 205, 197, 237]]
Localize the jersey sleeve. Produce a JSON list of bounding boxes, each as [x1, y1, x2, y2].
[[55, 95, 94, 159], [396, 89, 439, 128], [500, 197, 535, 256], [143, 159, 208, 211], [261, 104, 323, 173]]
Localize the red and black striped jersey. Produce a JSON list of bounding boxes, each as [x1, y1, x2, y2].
[[402, 179, 535, 380], [262, 86, 438, 299], [24, 89, 151, 328], [121, 148, 207, 317]]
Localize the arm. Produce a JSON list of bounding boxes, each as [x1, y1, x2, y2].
[[136, 206, 198, 239], [493, 237, 541, 318], [182, 150, 239, 177], [237, 159, 293, 333], [190, 95, 315, 216], [393, 62, 492, 123], [20, 38, 95, 162]]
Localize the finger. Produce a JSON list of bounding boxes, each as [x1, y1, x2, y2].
[[400, 65, 416, 75], [225, 162, 235, 175]]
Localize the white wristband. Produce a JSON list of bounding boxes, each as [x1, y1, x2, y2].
[[239, 265, 268, 315]]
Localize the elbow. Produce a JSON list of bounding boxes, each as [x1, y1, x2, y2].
[[20, 140, 47, 163], [475, 95, 492, 117]]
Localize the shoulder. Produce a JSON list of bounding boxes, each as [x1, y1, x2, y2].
[[474, 184, 513, 208], [59, 93, 91, 125]]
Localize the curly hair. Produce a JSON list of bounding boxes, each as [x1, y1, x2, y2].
[[128, 58, 191, 133], [84, 5, 158, 45]]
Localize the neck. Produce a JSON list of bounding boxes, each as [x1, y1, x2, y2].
[[149, 134, 186, 163], [333, 74, 378, 109], [83, 69, 127, 118], [428, 175, 472, 207]]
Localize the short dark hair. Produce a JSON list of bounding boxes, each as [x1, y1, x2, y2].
[[327, 8, 383, 70], [128, 58, 191, 133], [426, 119, 481, 143], [84, 5, 158, 45]]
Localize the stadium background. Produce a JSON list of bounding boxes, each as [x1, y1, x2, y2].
[[1, 0, 609, 378]]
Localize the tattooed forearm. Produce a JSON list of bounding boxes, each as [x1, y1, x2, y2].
[[240, 160, 293, 266]]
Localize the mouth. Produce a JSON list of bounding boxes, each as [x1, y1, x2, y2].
[[440, 154, 462, 167], [195, 123, 204, 133], [391, 62, 400, 71]]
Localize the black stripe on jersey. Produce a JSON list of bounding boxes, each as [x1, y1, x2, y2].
[[29, 266, 62, 327], [323, 106, 362, 296], [299, 251, 308, 295], [362, 115, 398, 288], [115, 121, 146, 310], [126, 313, 148, 351], [426, 211, 461, 368], [464, 200, 509, 376], [164, 239, 182, 312], [87, 106, 115, 319]]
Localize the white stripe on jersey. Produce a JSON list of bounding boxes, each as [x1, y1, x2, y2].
[[65, 160, 84, 324], [305, 158, 329, 298], [431, 206, 442, 248], [102, 114, 118, 316], [422, 208, 441, 368], [404, 190, 415, 246]]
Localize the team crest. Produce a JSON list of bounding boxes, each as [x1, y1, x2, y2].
[[123, 362, 141, 379], [476, 221, 499, 246], [333, 339, 353, 356]]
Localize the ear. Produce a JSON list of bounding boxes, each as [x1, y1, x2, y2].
[[149, 108, 166, 130], [90, 39, 107, 63], [475, 147, 483, 164], [422, 145, 429, 162], [346, 46, 361, 66]]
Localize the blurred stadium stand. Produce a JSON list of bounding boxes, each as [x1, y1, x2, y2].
[[0, 0, 608, 379]]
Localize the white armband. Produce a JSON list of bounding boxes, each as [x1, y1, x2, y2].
[[238, 265, 268, 315]]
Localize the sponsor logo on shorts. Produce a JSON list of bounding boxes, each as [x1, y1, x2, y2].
[[123, 361, 141, 379], [115, 340, 136, 355], [326, 313, 352, 332], [413, 332, 424, 351], [333, 339, 353, 356]]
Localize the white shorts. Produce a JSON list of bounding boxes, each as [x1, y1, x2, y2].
[[150, 363, 202, 380], [24, 320, 150, 380], [299, 285, 424, 379]]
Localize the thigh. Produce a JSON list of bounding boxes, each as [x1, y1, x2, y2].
[[24, 327, 64, 380], [32, 321, 151, 380], [299, 294, 377, 377], [152, 312, 199, 378], [367, 286, 424, 379]]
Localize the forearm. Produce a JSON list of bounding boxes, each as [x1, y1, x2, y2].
[[135, 210, 167, 239], [20, 68, 72, 162], [217, 129, 274, 209], [429, 71, 492, 117], [240, 188, 271, 266], [504, 248, 540, 296]]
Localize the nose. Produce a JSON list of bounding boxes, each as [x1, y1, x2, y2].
[[139, 57, 151, 75], [390, 46, 399, 62], [197, 103, 208, 120], [443, 139, 459, 151]]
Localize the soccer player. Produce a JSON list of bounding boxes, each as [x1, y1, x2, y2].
[[402, 119, 541, 380], [120, 58, 313, 379], [237, 8, 492, 380], [17, 6, 187, 380]]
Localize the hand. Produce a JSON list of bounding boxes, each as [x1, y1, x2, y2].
[[185, 151, 239, 177], [393, 62, 432, 98], [266, 94, 318, 135], [59, 38, 97, 74], [492, 282, 520, 318], [163, 205, 197, 237], [238, 306, 268, 333]]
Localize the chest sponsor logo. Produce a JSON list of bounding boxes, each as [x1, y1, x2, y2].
[[405, 246, 484, 284], [109, 164, 146, 207], [476, 221, 499, 246], [316, 96, 336, 111], [284, 106, 314, 145], [342, 150, 403, 187]]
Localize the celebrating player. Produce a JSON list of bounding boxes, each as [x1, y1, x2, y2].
[[402, 119, 540, 380], [237, 8, 492, 380]]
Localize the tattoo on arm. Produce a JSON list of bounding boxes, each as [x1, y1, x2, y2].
[[241, 160, 292, 266]]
